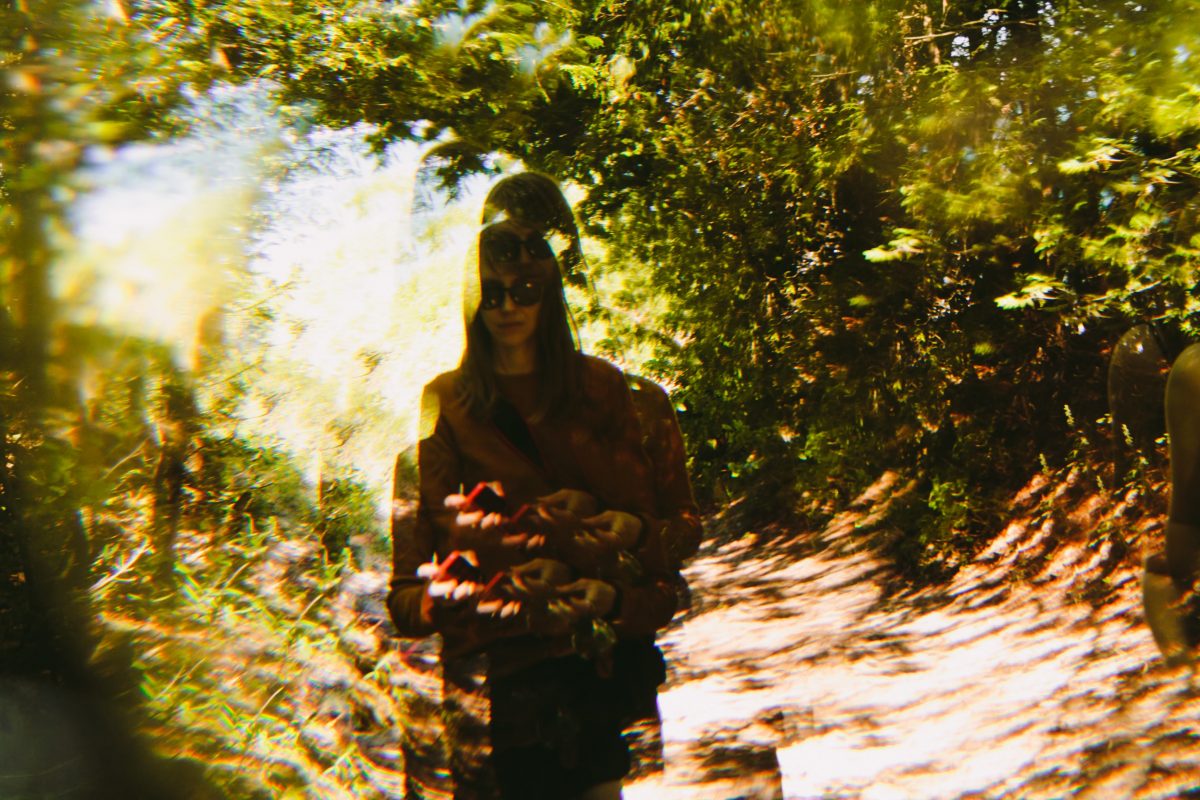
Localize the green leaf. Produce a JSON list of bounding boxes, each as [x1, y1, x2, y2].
[[1128, 212, 1158, 231], [863, 234, 926, 263], [995, 293, 1035, 310]]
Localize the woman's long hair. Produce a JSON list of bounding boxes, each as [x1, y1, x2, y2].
[[481, 171, 588, 286], [458, 217, 580, 419]]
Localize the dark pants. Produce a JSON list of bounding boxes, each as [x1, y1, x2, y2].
[[488, 655, 631, 800]]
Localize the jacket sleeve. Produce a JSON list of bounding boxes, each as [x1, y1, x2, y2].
[[599, 369, 696, 635], [610, 575, 679, 636], [387, 388, 463, 638], [627, 375, 703, 568]]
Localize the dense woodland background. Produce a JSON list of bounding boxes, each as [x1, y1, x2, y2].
[[3, 0, 1199, 796]]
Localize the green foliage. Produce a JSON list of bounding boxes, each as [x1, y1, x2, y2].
[[6, 0, 1199, 788], [3, 5, 398, 792], [91, 436, 406, 798], [63, 316, 400, 792], [2, 0, 201, 683], [114, 0, 1200, 569]]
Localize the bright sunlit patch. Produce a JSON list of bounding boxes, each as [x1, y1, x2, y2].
[[62, 83, 494, 501], [60, 150, 260, 373], [632, 470, 1171, 800]]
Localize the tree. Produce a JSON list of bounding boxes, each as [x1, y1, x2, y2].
[[1, 2, 231, 795], [107, 0, 1200, 557]]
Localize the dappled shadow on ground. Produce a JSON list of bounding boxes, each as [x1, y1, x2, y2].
[[227, 467, 1194, 799], [95, 517, 419, 798], [619, 469, 1199, 800]]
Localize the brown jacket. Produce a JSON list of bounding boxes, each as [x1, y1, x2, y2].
[[626, 374, 702, 567], [388, 355, 681, 672]]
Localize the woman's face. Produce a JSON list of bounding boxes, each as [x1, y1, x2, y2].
[[478, 222, 552, 355]]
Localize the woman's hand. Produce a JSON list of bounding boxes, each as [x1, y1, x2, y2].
[[523, 581, 612, 637], [556, 578, 617, 619], [443, 492, 539, 554], [581, 510, 643, 551], [418, 575, 485, 627], [538, 488, 599, 518], [509, 558, 573, 599], [532, 507, 643, 568], [441, 493, 497, 549]]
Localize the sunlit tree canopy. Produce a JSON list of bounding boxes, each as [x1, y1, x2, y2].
[[4, 0, 1200, 795]]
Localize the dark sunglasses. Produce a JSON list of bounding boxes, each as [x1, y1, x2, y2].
[[481, 228, 556, 264], [480, 279, 544, 310]]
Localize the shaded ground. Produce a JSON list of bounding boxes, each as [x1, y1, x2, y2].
[[68, 464, 1196, 799], [623, 470, 1200, 799]]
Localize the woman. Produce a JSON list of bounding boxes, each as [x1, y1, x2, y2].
[[481, 172, 702, 571], [388, 182, 682, 799], [1116, 323, 1200, 664]]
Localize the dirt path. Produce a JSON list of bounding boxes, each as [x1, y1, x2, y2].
[[627, 471, 1200, 800]]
